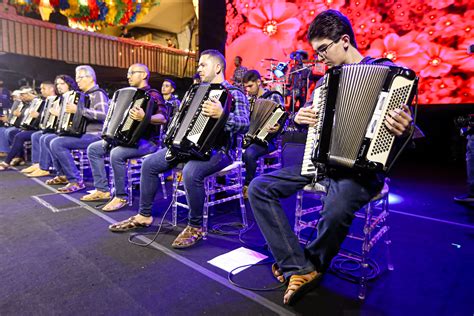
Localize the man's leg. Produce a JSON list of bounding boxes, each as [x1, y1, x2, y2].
[[30, 131, 42, 164], [305, 174, 383, 272], [87, 140, 110, 193], [248, 165, 315, 279], [243, 143, 269, 186]]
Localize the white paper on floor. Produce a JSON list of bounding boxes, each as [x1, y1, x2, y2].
[[207, 247, 268, 274]]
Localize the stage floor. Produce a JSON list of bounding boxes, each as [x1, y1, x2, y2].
[[0, 160, 473, 316]]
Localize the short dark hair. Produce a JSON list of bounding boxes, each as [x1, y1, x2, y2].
[[235, 56, 243, 62], [41, 81, 54, 86], [163, 79, 176, 90], [200, 49, 226, 71], [307, 9, 357, 49], [242, 70, 261, 83]]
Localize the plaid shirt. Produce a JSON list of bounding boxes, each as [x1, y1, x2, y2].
[[231, 66, 248, 90], [79, 84, 109, 133], [221, 80, 250, 136]]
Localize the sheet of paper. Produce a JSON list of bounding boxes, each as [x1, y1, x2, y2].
[[207, 247, 268, 275]]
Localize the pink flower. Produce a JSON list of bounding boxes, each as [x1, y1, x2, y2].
[[426, 0, 455, 10], [434, 14, 463, 38], [226, 2, 301, 78], [417, 43, 458, 78], [366, 33, 421, 70]]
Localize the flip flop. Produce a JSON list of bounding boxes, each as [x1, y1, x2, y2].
[[109, 216, 152, 232]]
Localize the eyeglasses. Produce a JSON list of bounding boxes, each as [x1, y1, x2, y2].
[[315, 40, 337, 59], [75, 75, 90, 81], [127, 71, 145, 76]]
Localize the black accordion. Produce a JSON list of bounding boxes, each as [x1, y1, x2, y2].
[[56, 91, 90, 137], [102, 87, 158, 147], [7, 100, 27, 127], [164, 83, 231, 161], [20, 98, 45, 130], [243, 98, 287, 148], [301, 64, 418, 177], [38, 96, 61, 133]]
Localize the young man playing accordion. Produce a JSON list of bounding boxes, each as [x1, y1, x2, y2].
[[241, 69, 285, 198], [80, 63, 168, 211], [248, 10, 414, 305], [109, 49, 250, 249]]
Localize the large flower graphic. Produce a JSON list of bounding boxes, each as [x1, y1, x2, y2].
[[226, 2, 301, 78], [417, 42, 458, 78], [365, 33, 421, 70]]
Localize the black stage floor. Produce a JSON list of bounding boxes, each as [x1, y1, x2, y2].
[[0, 159, 473, 316]]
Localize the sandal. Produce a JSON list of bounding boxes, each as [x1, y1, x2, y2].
[[272, 263, 286, 283], [57, 182, 85, 194], [45, 176, 68, 185], [102, 197, 128, 212], [171, 225, 203, 249], [10, 157, 25, 166], [109, 216, 152, 232], [0, 162, 10, 171], [283, 271, 322, 305]]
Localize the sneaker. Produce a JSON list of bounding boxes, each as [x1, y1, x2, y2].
[[453, 193, 474, 203], [27, 169, 51, 177], [80, 190, 111, 201], [21, 164, 39, 174]]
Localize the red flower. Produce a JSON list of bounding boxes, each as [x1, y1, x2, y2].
[[417, 42, 458, 78], [434, 14, 463, 38], [226, 2, 301, 78], [426, 0, 455, 10], [366, 33, 421, 70]]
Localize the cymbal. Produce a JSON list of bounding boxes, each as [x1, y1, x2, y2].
[[262, 58, 278, 61]]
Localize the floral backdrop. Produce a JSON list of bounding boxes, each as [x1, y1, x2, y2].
[[225, 0, 473, 104]]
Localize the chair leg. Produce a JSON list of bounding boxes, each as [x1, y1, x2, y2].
[[358, 202, 373, 300], [202, 178, 210, 239], [382, 195, 394, 271], [294, 190, 304, 241], [171, 171, 179, 227], [237, 165, 248, 229], [160, 173, 167, 198]]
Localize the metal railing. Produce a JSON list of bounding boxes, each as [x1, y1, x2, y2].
[[0, 12, 197, 78]]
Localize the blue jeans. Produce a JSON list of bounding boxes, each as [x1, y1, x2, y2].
[[4, 130, 35, 164], [139, 147, 233, 226], [50, 134, 101, 182], [248, 164, 383, 278], [40, 133, 58, 171], [467, 135, 474, 195], [31, 131, 42, 163], [242, 141, 276, 185], [87, 139, 158, 198], [0, 127, 11, 152]]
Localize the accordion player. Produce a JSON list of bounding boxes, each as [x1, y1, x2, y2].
[[301, 63, 418, 178], [38, 96, 61, 133], [102, 87, 159, 147], [164, 83, 232, 162], [243, 98, 287, 149], [6, 99, 27, 128], [56, 90, 90, 137], [20, 97, 46, 130]]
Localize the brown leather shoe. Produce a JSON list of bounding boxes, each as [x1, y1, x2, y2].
[[27, 169, 51, 177], [102, 197, 128, 211], [171, 226, 203, 249]]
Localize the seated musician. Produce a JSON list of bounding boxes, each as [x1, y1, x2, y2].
[[241, 70, 285, 198], [0, 90, 20, 157], [0, 88, 31, 161], [49, 65, 109, 193], [161, 78, 181, 121], [80, 63, 167, 211], [248, 10, 414, 305], [0, 82, 55, 170], [109, 49, 250, 249], [25, 75, 78, 179]]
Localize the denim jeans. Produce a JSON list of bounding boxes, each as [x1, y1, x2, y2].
[[40, 133, 58, 171], [0, 127, 11, 152], [467, 135, 474, 195], [7, 127, 21, 144], [242, 141, 276, 185], [248, 164, 383, 278], [31, 131, 42, 163], [50, 134, 101, 182], [4, 130, 35, 164], [87, 139, 158, 198], [138, 147, 233, 226]]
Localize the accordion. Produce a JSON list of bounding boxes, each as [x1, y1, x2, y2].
[[7, 100, 26, 127], [301, 64, 418, 177], [164, 83, 231, 161], [56, 91, 90, 137], [102, 87, 158, 147], [243, 98, 287, 148], [20, 98, 45, 130], [38, 96, 61, 133]]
